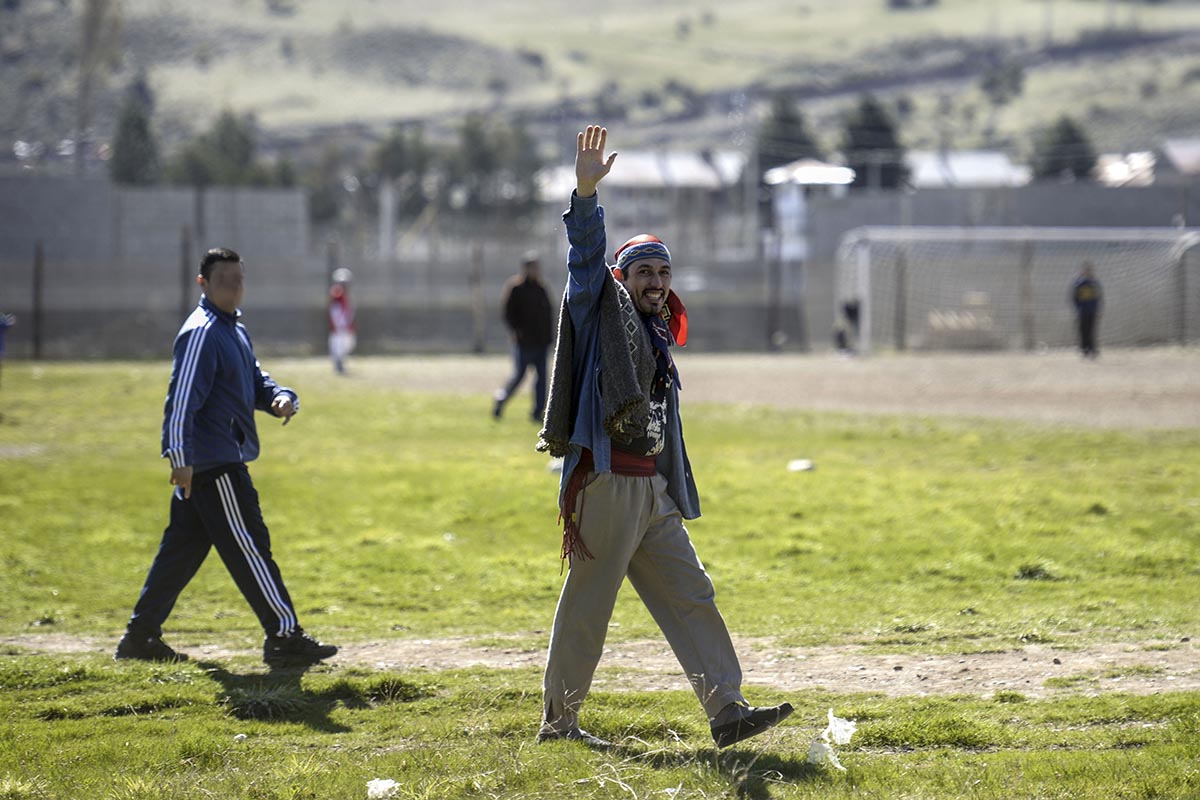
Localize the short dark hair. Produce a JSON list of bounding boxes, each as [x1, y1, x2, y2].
[[200, 247, 242, 280]]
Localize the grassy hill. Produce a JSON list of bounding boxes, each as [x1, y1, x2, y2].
[[4, 0, 1200, 167]]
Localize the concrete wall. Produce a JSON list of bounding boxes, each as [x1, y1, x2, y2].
[[0, 176, 775, 357], [3, 176, 1196, 358], [0, 175, 317, 358]]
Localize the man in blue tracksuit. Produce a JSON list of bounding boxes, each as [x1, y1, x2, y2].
[[116, 247, 337, 667]]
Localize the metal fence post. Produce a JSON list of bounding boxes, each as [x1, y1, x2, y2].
[[32, 240, 44, 360]]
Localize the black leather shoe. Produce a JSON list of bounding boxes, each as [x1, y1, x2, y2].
[[263, 629, 338, 667], [114, 631, 189, 663], [711, 702, 794, 748], [536, 728, 613, 749]]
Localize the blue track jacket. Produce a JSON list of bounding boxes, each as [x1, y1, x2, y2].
[[162, 296, 298, 472], [560, 191, 700, 519]]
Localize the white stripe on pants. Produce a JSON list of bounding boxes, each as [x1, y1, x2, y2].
[[542, 470, 744, 733]]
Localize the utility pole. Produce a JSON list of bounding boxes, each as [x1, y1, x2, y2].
[[75, 0, 119, 176], [180, 226, 192, 319]]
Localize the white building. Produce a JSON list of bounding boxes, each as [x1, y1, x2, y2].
[[904, 150, 1031, 189]]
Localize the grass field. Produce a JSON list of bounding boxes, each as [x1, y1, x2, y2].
[[1, 355, 1198, 798]]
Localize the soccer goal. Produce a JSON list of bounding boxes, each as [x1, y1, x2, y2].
[[835, 226, 1200, 354]]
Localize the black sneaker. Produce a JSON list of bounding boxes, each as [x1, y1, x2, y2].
[[711, 702, 794, 748], [114, 631, 189, 663], [536, 727, 612, 749], [262, 629, 338, 667]]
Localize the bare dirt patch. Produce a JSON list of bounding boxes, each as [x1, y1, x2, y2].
[[7, 633, 1196, 699], [281, 347, 1200, 431]]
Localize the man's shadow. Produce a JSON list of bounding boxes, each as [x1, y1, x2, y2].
[[604, 742, 823, 799], [196, 660, 364, 734]]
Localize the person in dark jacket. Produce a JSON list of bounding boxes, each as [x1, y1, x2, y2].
[[1070, 261, 1103, 358], [115, 247, 338, 667], [493, 252, 554, 422], [0, 312, 13, 390]]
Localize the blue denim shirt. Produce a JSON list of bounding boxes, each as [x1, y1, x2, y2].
[[559, 191, 700, 519]]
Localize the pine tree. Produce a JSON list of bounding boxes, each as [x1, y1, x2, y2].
[[756, 93, 823, 174], [207, 111, 257, 184], [840, 93, 909, 190], [452, 113, 500, 212], [109, 81, 159, 185], [164, 110, 262, 188], [1031, 115, 1096, 181], [499, 118, 542, 210], [372, 124, 432, 216]]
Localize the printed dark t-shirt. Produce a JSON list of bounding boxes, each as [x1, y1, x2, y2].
[[618, 352, 671, 457]]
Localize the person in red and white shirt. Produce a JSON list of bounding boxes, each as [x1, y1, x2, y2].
[[328, 268, 356, 374]]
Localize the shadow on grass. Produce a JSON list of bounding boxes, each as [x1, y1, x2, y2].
[[196, 660, 364, 733], [604, 741, 822, 798], [720, 751, 824, 799]]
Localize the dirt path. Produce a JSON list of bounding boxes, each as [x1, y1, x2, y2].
[[276, 348, 1200, 430], [7, 633, 1196, 699]]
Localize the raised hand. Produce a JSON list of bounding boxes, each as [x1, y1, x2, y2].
[[575, 125, 617, 198]]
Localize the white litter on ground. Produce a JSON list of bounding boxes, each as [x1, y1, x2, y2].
[[787, 459, 815, 472], [806, 708, 857, 771], [367, 778, 400, 799]]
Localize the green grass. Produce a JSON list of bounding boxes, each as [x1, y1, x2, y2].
[[1, 657, 1198, 798], [1, 358, 1198, 798]]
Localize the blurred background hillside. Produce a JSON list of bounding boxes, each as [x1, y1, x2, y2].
[[5, 0, 1200, 172]]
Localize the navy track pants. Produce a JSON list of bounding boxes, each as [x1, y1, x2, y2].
[[128, 463, 299, 638], [498, 343, 548, 419]]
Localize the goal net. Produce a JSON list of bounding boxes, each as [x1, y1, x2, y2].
[[835, 227, 1200, 353]]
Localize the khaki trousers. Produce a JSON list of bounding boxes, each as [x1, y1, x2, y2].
[[542, 470, 744, 732]]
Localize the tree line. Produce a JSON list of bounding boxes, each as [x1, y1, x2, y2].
[[109, 77, 544, 225], [111, 74, 1100, 218], [757, 91, 1098, 190]]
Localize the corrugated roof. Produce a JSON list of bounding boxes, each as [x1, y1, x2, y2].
[[763, 158, 856, 186], [1162, 139, 1200, 175], [1095, 152, 1156, 187], [535, 149, 746, 201]]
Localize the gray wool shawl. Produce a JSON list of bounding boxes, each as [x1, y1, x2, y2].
[[537, 271, 655, 457]]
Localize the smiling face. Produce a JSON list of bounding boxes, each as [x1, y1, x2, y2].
[[621, 257, 671, 316]]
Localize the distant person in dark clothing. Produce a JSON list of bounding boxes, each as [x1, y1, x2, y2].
[[835, 299, 860, 355], [1070, 262, 1103, 358], [493, 252, 554, 422], [0, 312, 13, 389]]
